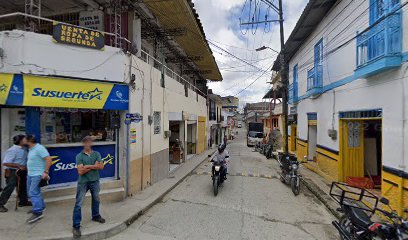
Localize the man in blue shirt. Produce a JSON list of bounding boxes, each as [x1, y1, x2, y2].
[[0, 135, 30, 212], [26, 135, 52, 224]]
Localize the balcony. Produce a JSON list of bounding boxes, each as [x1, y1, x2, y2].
[[355, 12, 402, 78], [288, 82, 298, 104], [307, 65, 323, 96]]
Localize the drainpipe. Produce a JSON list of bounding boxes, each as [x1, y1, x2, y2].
[[398, 69, 407, 214]]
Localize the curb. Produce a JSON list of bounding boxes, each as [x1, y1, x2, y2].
[[48, 150, 216, 240], [301, 177, 341, 220]]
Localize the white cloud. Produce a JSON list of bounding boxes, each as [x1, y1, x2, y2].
[[193, 0, 308, 107]]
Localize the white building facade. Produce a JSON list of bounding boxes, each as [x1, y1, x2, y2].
[[0, 0, 221, 204], [277, 0, 408, 214]]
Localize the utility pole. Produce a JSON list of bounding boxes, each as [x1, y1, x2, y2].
[[278, 0, 289, 154], [241, 0, 288, 154]]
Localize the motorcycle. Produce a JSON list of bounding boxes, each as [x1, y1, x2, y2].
[[330, 182, 408, 240], [277, 153, 306, 195], [264, 144, 273, 159], [208, 154, 227, 196]]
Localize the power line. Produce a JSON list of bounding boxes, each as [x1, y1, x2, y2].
[[234, 62, 274, 97]]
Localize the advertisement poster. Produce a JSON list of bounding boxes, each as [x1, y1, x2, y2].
[[48, 144, 116, 185]]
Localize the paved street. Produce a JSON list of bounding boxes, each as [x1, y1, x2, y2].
[[109, 127, 337, 240]]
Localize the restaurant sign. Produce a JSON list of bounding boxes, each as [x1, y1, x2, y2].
[[52, 22, 105, 50]]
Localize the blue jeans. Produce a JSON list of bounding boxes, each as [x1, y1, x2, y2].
[[27, 175, 45, 214], [72, 181, 101, 229]]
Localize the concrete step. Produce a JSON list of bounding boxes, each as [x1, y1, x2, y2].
[[7, 180, 125, 207], [42, 179, 123, 199]]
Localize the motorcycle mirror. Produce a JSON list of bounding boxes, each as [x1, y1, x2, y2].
[[208, 155, 212, 158], [380, 197, 390, 205]]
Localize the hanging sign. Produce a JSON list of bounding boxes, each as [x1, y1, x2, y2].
[[52, 22, 105, 50], [79, 10, 104, 31], [125, 113, 143, 125]]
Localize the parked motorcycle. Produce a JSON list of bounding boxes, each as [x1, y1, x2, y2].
[[330, 182, 408, 240], [264, 144, 273, 159], [277, 153, 306, 195], [208, 154, 227, 196]]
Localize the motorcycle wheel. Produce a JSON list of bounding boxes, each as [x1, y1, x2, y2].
[[213, 176, 219, 196], [280, 175, 285, 183], [291, 177, 300, 196], [339, 216, 352, 240]]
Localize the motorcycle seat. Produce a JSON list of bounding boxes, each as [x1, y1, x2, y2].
[[349, 207, 372, 228]]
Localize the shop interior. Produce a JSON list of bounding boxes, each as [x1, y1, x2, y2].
[[40, 108, 117, 145], [363, 120, 382, 188], [186, 122, 197, 159], [169, 121, 183, 171]]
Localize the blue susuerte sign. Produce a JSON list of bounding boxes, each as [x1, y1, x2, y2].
[[48, 144, 116, 185]]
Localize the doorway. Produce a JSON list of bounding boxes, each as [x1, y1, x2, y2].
[[363, 120, 382, 187], [308, 125, 317, 161], [340, 119, 382, 188], [169, 121, 182, 171]]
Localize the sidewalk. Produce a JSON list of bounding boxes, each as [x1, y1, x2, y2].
[[300, 165, 341, 219], [0, 148, 216, 240]]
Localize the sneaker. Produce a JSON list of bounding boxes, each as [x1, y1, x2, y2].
[[92, 216, 106, 224], [26, 213, 43, 224], [73, 228, 81, 238], [0, 206, 8, 213]]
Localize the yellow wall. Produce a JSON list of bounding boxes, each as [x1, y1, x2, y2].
[[296, 139, 308, 161], [315, 150, 339, 182], [197, 116, 206, 154], [296, 138, 340, 182], [382, 171, 407, 215]]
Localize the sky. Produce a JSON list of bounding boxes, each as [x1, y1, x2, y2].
[[192, 0, 308, 108]]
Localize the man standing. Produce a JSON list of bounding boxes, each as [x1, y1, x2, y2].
[[26, 135, 52, 223], [72, 136, 105, 238], [0, 135, 30, 212]]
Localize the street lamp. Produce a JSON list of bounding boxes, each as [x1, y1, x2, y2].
[[255, 46, 279, 54]]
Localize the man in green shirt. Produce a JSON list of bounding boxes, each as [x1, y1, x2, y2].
[[72, 136, 105, 238]]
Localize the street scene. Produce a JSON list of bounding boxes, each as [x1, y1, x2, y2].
[[109, 127, 337, 240], [0, 0, 407, 239]]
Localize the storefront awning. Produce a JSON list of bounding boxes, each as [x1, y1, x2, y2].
[[0, 74, 128, 110], [144, 0, 222, 81]]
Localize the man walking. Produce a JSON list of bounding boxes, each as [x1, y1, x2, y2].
[[0, 135, 30, 212], [72, 136, 105, 238], [26, 135, 52, 223]]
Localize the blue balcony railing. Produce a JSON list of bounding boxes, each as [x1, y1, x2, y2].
[[307, 65, 323, 95], [356, 12, 402, 77], [288, 82, 298, 104]]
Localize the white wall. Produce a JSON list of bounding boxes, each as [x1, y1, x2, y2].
[[128, 55, 207, 162], [0, 30, 128, 82], [288, 0, 408, 171]]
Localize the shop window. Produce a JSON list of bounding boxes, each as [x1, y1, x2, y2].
[[153, 111, 161, 134], [40, 109, 116, 145]]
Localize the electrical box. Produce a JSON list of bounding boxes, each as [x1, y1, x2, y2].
[[164, 130, 171, 138], [328, 129, 337, 140]]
